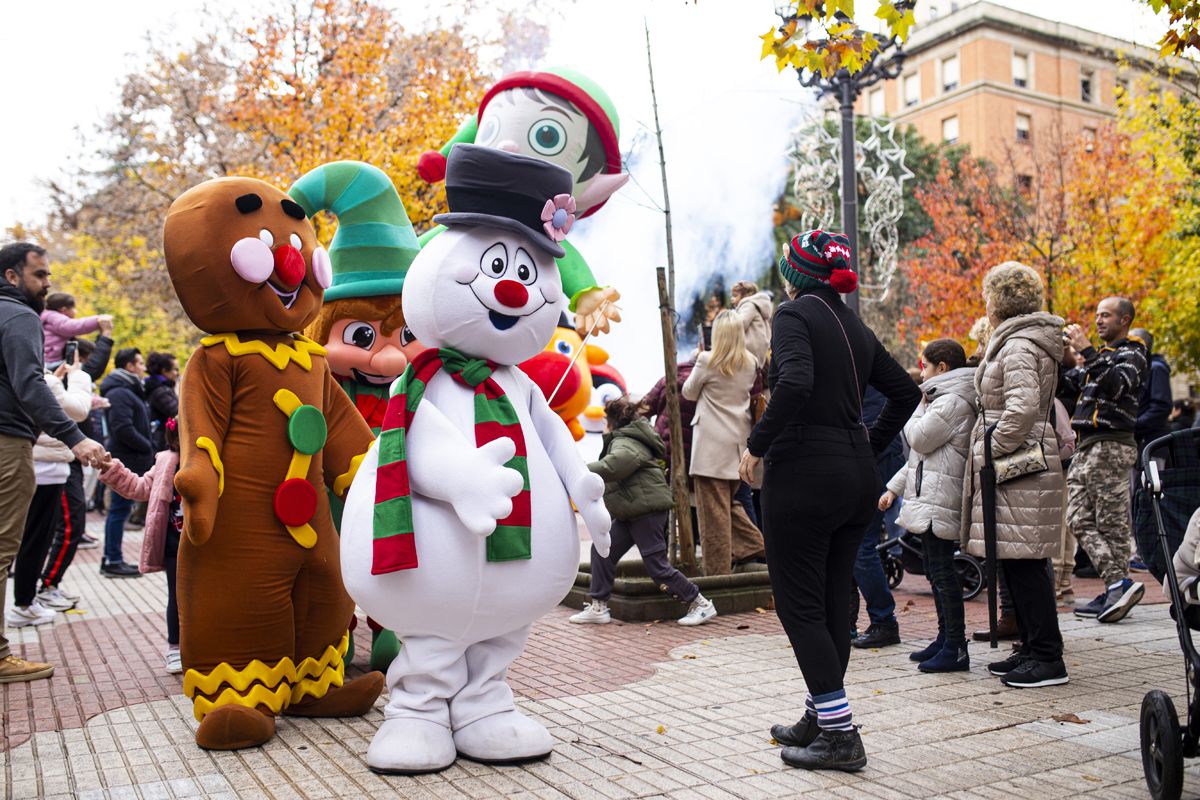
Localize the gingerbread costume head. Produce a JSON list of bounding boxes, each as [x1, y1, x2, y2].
[[163, 177, 331, 334]]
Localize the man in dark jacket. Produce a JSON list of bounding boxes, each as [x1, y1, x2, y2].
[[143, 352, 180, 451], [0, 242, 108, 683], [99, 347, 152, 577], [40, 330, 115, 597], [1131, 328, 1172, 454], [1062, 297, 1148, 622]]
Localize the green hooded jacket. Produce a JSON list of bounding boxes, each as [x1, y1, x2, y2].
[[588, 418, 674, 521]]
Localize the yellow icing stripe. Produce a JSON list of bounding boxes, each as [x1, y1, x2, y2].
[[201, 332, 326, 372], [184, 657, 296, 697], [291, 669, 345, 704], [285, 452, 312, 482], [294, 634, 349, 680], [273, 388, 302, 416], [286, 523, 317, 549], [332, 450, 368, 498], [191, 683, 293, 721], [194, 437, 225, 497]]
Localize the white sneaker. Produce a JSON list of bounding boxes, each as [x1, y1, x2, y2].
[[569, 600, 612, 624], [678, 595, 718, 626], [35, 587, 76, 611], [54, 585, 81, 603], [164, 649, 183, 674], [5, 602, 56, 628]]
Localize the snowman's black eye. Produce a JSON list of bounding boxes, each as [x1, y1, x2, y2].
[[480, 242, 508, 278]]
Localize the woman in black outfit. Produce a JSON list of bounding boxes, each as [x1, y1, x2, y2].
[[739, 231, 920, 772]]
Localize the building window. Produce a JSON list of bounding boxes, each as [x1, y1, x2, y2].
[[1016, 113, 1031, 142], [904, 73, 920, 107], [869, 88, 885, 117], [942, 115, 959, 144], [1081, 69, 1094, 103], [942, 55, 960, 92], [1017, 175, 1033, 193], [1013, 52, 1029, 88]]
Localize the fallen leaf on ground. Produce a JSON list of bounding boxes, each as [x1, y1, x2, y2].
[[1082, 775, 1102, 783], [736, 624, 750, 630], [755, 607, 767, 614], [1053, 713, 1091, 725], [656, 725, 667, 734], [65, 609, 87, 615], [682, 654, 697, 660]]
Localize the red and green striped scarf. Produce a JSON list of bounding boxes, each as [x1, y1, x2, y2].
[[372, 347, 531, 574]]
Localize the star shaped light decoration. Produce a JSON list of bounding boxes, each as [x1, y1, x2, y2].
[[785, 115, 913, 302]]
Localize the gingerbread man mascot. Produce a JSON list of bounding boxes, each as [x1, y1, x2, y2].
[[164, 177, 384, 750]]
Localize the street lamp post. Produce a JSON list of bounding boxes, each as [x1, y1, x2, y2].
[[775, 3, 912, 314]]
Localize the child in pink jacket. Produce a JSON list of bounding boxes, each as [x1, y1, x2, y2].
[[40, 293, 113, 366], [99, 416, 182, 673]]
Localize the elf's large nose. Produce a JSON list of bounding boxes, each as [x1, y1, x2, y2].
[[273, 244, 306, 288], [494, 280, 528, 308]]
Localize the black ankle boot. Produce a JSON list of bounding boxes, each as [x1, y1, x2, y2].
[[780, 728, 867, 772], [770, 711, 818, 747]]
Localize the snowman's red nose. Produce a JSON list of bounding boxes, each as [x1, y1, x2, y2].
[[494, 280, 528, 308]]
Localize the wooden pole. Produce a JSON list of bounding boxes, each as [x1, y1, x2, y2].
[[657, 267, 696, 571], [645, 19, 677, 306]]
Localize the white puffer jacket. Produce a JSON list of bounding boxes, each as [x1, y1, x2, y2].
[[32, 368, 93, 485], [887, 368, 977, 540], [736, 292, 774, 367]]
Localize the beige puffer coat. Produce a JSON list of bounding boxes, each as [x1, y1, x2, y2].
[[887, 367, 977, 540], [736, 292, 773, 367], [962, 312, 1066, 560]]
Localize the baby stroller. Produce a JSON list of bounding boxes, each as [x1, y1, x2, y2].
[[1137, 428, 1200, 800], [874, 529, 985, 601]]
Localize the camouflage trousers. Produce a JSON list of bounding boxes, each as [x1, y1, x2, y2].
[[1067, 440, 1137, 586]]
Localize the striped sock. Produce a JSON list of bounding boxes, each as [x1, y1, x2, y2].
[[804, 692, 816, 717], [812, 689, 853, 731]]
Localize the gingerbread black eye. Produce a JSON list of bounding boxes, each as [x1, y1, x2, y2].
[[399, 326, 416, 346], [281, 199, 307, 220], [235, 193, 263, 214], [343, 321, 376, 350], [480, 242, 508, 278]]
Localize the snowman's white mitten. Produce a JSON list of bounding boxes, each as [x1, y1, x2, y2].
[[457, 438, 524, 538]]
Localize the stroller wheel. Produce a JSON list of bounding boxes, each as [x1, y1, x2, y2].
[[883, 554, 904, 589], [1141, 690, 1184, 800], [954, 554, 984, 601]]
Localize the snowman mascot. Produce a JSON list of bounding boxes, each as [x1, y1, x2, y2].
[[341, 144, 612, 774]]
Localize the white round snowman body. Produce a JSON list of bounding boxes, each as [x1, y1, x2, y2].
[[340, 224, 611, 774]]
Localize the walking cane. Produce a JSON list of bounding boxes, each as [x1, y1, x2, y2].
[[981, 424, 1000, 650]]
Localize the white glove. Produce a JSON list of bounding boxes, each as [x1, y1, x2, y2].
[[455, 437, 524, 538], [571, 471, 611, 558]]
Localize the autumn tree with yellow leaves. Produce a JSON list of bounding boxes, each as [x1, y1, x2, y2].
[[43, 0, 494, 358]]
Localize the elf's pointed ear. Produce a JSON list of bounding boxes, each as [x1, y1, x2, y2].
[[574, 172, 630, 215]]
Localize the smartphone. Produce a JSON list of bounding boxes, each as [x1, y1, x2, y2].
[[62, 341, 78, 364]]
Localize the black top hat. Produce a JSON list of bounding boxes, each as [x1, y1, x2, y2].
[[433, 144, 573, 258]]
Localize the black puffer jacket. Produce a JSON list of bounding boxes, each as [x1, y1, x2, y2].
[[1062, 337, 1148, 448], [100, 369, 154, 474], [588, 419, 674, 521]]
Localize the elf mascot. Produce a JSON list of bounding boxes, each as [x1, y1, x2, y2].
[[164, 176, 385, 750], [341, 145, 612, 774], [289, 161, 424, 673], [416, 67, 627, 338]]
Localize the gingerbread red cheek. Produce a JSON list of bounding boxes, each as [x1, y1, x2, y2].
[[231, 236, 275, 283]]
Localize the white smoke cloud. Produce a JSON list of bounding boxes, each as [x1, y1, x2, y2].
[[541, 2, 814, 394]]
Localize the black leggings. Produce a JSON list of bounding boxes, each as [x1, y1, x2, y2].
[[14, 485, 63, 607], [761, 448, 877, 696], [164, 527, 180, 646]]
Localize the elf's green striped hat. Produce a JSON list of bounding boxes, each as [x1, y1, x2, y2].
[[289, 161, 419, 301]]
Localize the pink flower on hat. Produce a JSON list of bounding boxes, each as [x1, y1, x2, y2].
[[541, 193, 576, 243]]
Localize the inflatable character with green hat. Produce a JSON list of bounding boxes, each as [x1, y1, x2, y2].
[[289, 160, 423, 673], [416, 67, 628, 337]]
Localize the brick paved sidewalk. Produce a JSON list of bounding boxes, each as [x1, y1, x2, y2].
[[2, 515, 1187, 799]]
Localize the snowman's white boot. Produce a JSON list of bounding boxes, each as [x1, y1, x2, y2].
[[367, 635, 468, 774], [450, 626, 554, 763]]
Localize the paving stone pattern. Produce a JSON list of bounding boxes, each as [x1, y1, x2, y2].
[[2, 515, 1192, 798]]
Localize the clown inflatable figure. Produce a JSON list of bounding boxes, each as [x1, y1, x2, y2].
[[341, 145, 612, 774], [417, 68, 628, 338], [163, 177, 384, 750], [289, 161, 424, 672]]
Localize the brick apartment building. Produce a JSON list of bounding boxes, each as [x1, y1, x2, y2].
[[855, 1, 1164, 165]]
